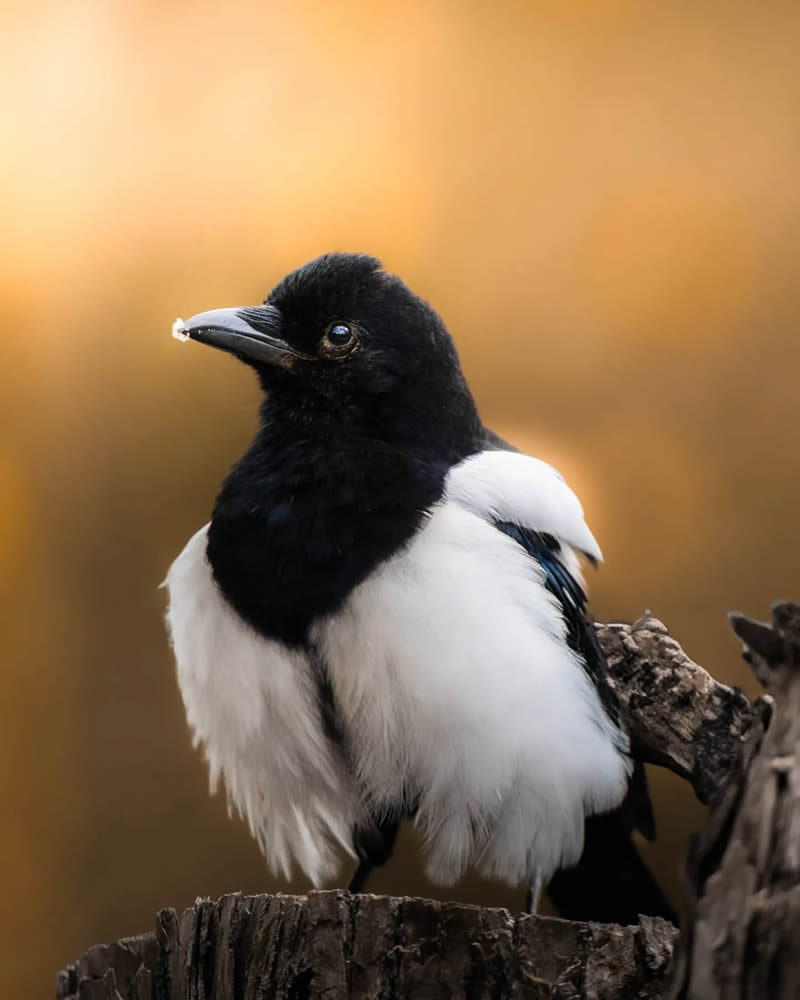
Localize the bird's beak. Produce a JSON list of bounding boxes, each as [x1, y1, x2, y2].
[[173, 305, 308, 367]]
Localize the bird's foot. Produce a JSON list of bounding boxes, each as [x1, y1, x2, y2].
[[525, 869, 544, 914]]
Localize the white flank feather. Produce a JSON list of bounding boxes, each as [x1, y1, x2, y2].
[[165, 524, 357, 885]]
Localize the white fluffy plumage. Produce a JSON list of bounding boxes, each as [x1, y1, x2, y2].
[[165, 449, 630, 888]]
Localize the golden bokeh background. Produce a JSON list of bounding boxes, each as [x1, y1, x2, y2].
[[2, 2, 799, 995]]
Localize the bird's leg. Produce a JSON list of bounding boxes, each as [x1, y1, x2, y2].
[[347, 858, 374, 894], [525, 868, 545, 914], [348, 814, 402, 895]]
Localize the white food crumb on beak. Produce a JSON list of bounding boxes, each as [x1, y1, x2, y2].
[[172, 318, 190, 342]]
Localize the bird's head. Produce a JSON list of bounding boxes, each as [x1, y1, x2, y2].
[[176, 253, 481, 462]]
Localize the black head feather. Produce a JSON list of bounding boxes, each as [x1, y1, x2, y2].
[[232, 252, 482, 464], [204, 252, 484, 645]]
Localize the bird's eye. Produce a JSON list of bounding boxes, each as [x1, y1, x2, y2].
[[322, 321, 358, 356], [327, 323, 353, 346]]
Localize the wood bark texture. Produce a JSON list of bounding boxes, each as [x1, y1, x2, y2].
[[669, 601, 800, 1000], [595, 615, 759, 803], [57, 609, 799, 999], [56, 892, 677, 1000]]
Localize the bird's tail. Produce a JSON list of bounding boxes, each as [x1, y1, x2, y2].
[[546, 764, 677, 926]]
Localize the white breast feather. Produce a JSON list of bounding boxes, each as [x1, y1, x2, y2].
[[164, 524, 358, 885], [315, 451, 629, 887], [167, 450, 629, 890]]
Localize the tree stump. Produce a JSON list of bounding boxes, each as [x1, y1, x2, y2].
[[57, 605, 800, 999], [56, 893, 677, 1000]]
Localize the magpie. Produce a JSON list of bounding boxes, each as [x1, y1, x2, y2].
[[165, 252, 675, 923]]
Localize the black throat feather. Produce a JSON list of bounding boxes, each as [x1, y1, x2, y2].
[[206, 404, 454, 648]]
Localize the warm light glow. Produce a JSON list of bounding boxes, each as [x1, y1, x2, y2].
[[3, 3, 799, 994]]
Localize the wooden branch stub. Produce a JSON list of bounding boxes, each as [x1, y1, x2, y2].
[[596, 615, 757, 804], [729, 601, 800, 690], [57, 892, 677, 1000], [729, 613, 785, 667]]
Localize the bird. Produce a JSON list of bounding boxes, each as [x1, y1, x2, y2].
[[165, 251, 675, 923]]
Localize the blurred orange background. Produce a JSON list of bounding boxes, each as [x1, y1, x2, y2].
[[2, 2, 799, 996]]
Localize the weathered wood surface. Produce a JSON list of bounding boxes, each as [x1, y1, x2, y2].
[[58, 609, 800, 999], [670, 601, 800, 1000], [596, 615, 759, 804], [56, 892, 677, 1000]]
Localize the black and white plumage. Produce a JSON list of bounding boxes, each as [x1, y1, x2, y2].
[[165, 253, 672, 920]]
